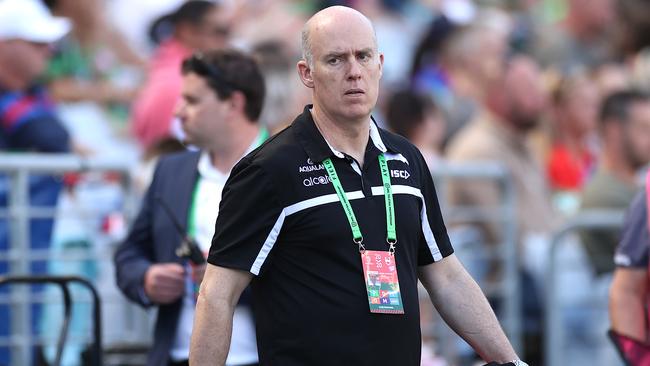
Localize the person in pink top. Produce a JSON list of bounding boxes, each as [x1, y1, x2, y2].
[[131, 0, 231, 150]]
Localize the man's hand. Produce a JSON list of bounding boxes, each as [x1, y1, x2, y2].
[[144, 263, 185, 304]]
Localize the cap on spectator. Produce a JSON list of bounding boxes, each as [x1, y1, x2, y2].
[[0, 0, 70, 43]]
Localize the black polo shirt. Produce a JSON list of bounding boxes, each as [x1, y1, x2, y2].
[[208, 105, 454, 366]]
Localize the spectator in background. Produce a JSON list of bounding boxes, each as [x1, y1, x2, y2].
[[580, 90, 650, 276], [251, 40, 310, 134], [44, 0, 144, 110], [446, 55, 555, 365], [385, 89, 445, 168], [229, 0, 307, 57], [0, 1, 70, 152], [534, 0, 616, 73], [115, 49, 266, 366], [0, 0, 71, 363], [35, 2, 147, 363], [545, 71, 599, 213], [353, 0, 425, 88], [591, 62, 631, 98], [615, 0, 650, 93], [130, 0, 231, 151], [41, 0, 145, 162], [412, 8, 511, 146], [105, 0, 186, 58], [447, 54, 555, 249]]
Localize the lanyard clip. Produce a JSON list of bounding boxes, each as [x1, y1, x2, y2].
[[387, 239, 396, 255], [354, 237, 365, 253]]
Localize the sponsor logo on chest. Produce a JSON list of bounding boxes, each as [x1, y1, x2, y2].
[[298, 158, 325, 173], [303, 175, 332, 187]]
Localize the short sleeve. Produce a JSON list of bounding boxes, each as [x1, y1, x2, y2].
[[615, 191, 650, 268], [207, 158, 284, 276], [414, 150, 453, 266]]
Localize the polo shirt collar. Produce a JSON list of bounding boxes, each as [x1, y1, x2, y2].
[[294, 104, 399, 163]]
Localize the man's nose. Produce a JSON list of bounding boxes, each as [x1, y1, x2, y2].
[[174, 101, 186, 118], [347, 59, 362, 80]]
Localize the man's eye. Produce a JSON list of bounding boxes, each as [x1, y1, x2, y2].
[[327, 58, 341, 65], [359, 53, 371, 61]]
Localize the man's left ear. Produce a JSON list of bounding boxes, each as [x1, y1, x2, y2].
[[229, 91, 246, 114], [378, 53, 384, 78]]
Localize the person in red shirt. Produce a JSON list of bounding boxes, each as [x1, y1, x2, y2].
[[130, 0, 231, 150], [546, 72, 599, 191]]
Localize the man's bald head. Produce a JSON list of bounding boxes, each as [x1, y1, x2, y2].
[[301, 6, 377, 67]]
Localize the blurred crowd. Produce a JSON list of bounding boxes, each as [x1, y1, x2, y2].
[[2, 0, 650, 365]]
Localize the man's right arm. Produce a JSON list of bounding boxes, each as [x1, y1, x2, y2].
[[190, 264, 253, 366], [610, 267, 648, 342]]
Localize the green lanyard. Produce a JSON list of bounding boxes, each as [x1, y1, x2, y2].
[[322, 153, 396, 254]]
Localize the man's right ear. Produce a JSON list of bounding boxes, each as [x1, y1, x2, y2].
[[297, 60, 314, 89]]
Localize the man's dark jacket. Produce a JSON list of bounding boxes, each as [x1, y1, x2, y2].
[[114, 151, 200, 366]]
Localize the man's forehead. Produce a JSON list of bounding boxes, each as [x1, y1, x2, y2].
[[310, 25, 377, 54], [320, 44, 376, 54], [183, 73, 210, 90]]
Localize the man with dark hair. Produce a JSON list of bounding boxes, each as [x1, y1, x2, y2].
[[385, 89, 445, 167], [581, 90, 650, 275], [114, 49, 266, 366], [191, 6, 524, 366]]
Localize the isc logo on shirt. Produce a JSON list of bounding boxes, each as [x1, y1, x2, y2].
[[390, 169, 410, 179]]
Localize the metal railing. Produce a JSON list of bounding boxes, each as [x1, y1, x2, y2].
[[430, 161, 521, 357], [0, 153, 146, 366], [0, 275, 102, 366], [544, 210, 625, 366]]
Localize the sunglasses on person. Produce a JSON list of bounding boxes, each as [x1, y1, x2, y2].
[[188, 53, 237, 93]]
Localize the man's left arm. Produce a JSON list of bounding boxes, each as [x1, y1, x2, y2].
[[418, 254, 519, 363]]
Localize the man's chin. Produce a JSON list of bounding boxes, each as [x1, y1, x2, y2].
[[340, 105, 373, 121]]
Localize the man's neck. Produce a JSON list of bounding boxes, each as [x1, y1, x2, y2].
[[311, 105, 370, 166], [208, 123, 260, 173]]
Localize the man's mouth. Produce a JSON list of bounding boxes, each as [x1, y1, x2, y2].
[[344, 89, 365, 96]]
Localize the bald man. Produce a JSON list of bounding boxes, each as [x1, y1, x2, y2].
[[190, 6, 524, 366]]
